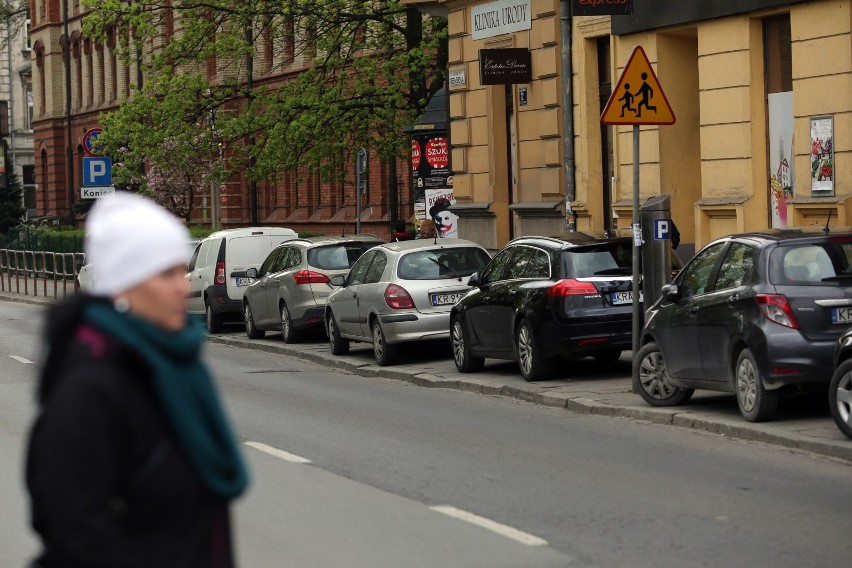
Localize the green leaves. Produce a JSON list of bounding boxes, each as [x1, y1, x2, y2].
[[83, 0, 447, 192]]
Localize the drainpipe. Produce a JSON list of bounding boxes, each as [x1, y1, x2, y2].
[[560, 1, 575, 232]]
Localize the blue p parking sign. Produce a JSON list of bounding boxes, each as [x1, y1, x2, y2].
[[654, 218, 671, 240], [82, 157, 112, 187]]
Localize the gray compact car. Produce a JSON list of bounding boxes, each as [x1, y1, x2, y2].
[[242, 236, 383, 342], [325, 238, 492, 365]]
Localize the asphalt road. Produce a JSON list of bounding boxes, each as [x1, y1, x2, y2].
[[2, 300, 851, 567]]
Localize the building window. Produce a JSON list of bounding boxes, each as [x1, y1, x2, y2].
[[40, 149, 47, 213], [23, 165, 36, 213], [24, 19, 30, 51], [26, 86, 33, 130]]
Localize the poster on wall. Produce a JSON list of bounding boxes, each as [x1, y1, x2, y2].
[[768, 92, 794, 228], [412, 133, 452, 231], [425, 188, 458, 239], [810, 115, 834, 196]]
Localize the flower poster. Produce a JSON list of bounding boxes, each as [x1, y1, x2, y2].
[[810, 116, 834, 196], [768, 92, 794, 228]]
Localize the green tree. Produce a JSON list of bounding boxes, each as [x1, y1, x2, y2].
[[0, 148, 24, 233], [81, 0, 447, 194]]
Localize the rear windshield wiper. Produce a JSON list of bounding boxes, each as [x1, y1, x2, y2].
[[428, 258, 458, 278]]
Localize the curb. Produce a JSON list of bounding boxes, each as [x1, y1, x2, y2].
[[207, 334, 852, 463]]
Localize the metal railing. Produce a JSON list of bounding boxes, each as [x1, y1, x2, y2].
[[0, 249, 84, 299]]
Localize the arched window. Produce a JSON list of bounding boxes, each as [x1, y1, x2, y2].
[[40, 149, 48, 214]]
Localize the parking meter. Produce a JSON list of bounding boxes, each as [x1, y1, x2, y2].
[[640, 194, 673, 310]]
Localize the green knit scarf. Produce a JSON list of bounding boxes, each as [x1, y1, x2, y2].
[[84, 302, 249, 499]]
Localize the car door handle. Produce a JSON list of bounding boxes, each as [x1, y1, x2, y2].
[[727, 294, 740, 305], [352, 293, 357, 299], [688, 306, 699, 315]]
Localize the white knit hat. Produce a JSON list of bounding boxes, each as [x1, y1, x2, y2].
[[85, 192, 191, 296]]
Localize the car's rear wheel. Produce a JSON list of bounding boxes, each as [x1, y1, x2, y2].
[[280, 302, 301, 344], [327, 311, 349, 356], [829, 359, 852, 439], [452, 315, 484, 373], [516, 319, 553, 382], [634, 342, 694, 406], [372, 319, 398, 366], [735, 348, 779, 422], [243, 302, 265, 339], [205, 301, 223, 334]]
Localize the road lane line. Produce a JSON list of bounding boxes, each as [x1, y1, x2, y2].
[[429, 505, 548, 547], [244, 441, 312, 464], [9, 356, 33, 364]]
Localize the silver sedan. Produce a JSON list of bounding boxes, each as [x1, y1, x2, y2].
[[325, 239, 491, 365]]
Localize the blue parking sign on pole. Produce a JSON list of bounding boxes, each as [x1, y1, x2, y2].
[[654, 218, 671, 240], [82, 157, 112, 186]]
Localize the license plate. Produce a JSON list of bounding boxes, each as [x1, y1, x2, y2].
[[236, 277, 255, 287], [610, 291, 643, 305], [431, 292, 465, 306], [831, 307, 852, 324]]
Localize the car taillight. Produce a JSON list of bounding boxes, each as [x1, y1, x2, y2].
[[293, 270, 330, 285], [547, 279, 598, 297], [385, 283, 415, 310], [755, 294, 800, 329], [215, 261, 225, 285]]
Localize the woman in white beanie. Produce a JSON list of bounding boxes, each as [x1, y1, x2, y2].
[[26, 192, 249, 567]]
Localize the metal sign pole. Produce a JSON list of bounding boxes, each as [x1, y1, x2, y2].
[[631, 125, 641, 359]]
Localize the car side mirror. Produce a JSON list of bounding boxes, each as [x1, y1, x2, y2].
[[245, 267, 258, 279], [467, 272, 481, 287], [330, 274, 346, 287], [661, 283, 681, 302]]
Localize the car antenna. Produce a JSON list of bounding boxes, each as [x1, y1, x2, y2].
[[823, 209, 833, 235]]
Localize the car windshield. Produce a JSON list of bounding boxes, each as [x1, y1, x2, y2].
[[562, 242, 632, 278], [769, 238, 852, 285], [397, 247, 491, 280], [308, 242, 380, 270]]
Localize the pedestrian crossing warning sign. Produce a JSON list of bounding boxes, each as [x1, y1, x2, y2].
[[601, 46, 675, 126]]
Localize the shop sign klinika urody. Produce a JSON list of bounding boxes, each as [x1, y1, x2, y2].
[[471, 0, 531, 40]]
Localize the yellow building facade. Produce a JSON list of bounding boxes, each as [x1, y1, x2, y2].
[[420, 0, 851, 253]]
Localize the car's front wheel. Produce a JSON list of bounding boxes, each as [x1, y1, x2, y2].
[[452, 315, 484, 373], [829, 359, 852, 439], [735, 348, 779, 422], [327, 311, 350, 356], [372, 319, 397, 366], [244, 302, 265, 339], [634, 342, 694, 406], [516, 319, 553, 382]]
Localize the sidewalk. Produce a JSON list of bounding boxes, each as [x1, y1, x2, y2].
[[4, 290, 850, 462]]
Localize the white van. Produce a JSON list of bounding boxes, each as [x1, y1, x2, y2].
[[187, 227, 298, 332]]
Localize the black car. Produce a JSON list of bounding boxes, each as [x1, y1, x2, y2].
[[450, 233, 640, 381], [829, 327, 852, 439], [635, 228, 852, 422]]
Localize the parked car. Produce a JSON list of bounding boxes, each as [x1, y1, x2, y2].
[[186, 227, 298, 333], [241, 236, 384, 342], [78, 239, 200, 293], [829, 326, 852, 439], [325, 238, 491, 365], [451, 233, 642, 381], [634, 228, 852, 422]]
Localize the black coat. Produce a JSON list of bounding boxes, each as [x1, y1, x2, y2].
[[26, 296, 235, 568]]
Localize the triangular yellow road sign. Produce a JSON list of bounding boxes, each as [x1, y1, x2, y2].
[[601, 46, 675, 126]]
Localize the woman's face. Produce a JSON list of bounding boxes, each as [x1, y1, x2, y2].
[[120, 264, 190, 332]]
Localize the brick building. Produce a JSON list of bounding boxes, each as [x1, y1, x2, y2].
[[29, 1, 414, 239]]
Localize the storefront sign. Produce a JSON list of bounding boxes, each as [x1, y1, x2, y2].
[[471, 0, 531, 41], [479, 48, 532, 85], [810, 115, 834, 196], [572, 0, 633, 17]]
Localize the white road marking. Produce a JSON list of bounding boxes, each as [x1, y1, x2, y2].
[[9, 356, 33, 364], [429, 505, 548, 547], [244, 441, 312, 464]]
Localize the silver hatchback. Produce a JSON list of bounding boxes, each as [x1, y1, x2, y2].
[[242, 236, 383, 342], [325, 239, 491, 365]]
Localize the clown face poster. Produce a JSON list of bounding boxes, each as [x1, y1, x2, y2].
[[425, 188, 458, 239]]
